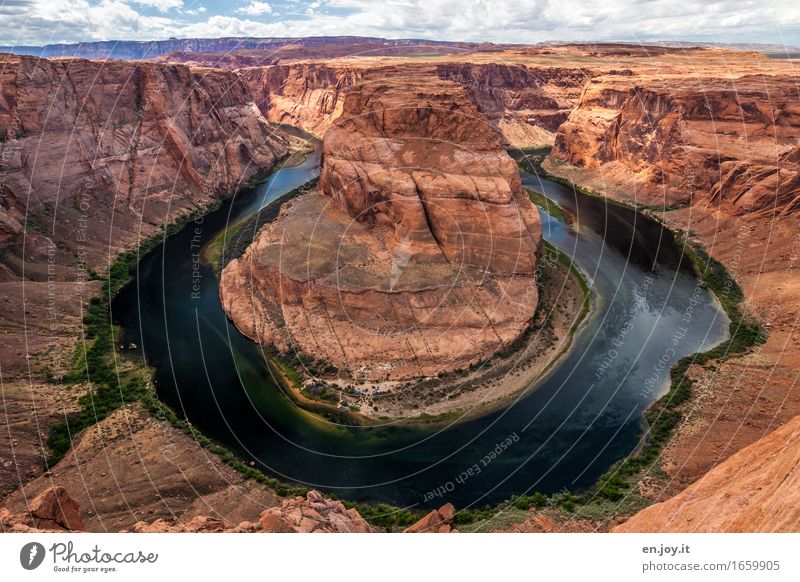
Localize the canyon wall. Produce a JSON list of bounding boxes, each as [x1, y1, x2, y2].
[[435, 63, 596, 147], [0, 54, 288, 275], [220, 76, 541, 381], [708, 141, 800, 216], [0, 52, 288, 501], [239, 64, 368, 136], [238, 60, 600, 148], [542, 52, 800, 532], [550, 73, 800, 208]]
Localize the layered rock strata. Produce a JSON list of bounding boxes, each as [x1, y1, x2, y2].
[[240, 61, 603, 148], [221, 78, 541, 381], [0, 53, 288, 273], [0, 52, 288, 505], [239, 64, 367, 136], [550, 73, 800, 208], [435, 63, 595, 147]]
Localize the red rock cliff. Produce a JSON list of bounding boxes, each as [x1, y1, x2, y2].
[[435, 62, 597, 147], [239, 64, 367, 136], [550, 73, 800, 208], [239, 61, 599, 149], [220, 77, 541, 382], [0, 54, 288, 274]]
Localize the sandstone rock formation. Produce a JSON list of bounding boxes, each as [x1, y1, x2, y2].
[[239, 64, 367, 136], [258, 61, 596, 148], [550, 71, 800, 208], [238, 60, 605, 149], [404, 503, 458, 533], [30, 486, 86, 531], [128, 516, 232, 533], [221, 77, 541, 381], [2, 482, 374, 533], [257, 490, 372, 533], [708, 143, 800, 216], [615, 414, 800, 532], [0, 53, 288, 273], [0, 486, 84, 532], [435, 63, 595, 147], [0, 53, 288, 500]]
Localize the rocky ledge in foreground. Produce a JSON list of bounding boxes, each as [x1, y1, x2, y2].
[[0, 487, 85, 532], [220, 77, 541, 382], [615, 414, 800, 533], [2, 486, 460, 533]]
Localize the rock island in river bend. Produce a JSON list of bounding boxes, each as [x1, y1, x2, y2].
[[220, 77, 543, 388]]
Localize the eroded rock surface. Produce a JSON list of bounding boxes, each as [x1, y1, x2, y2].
[[615, 415, 800, 532], [0, 53, 288, 493], [404, 503, 458, 533], [0, 53, 288, 272], [435, 63, 596, 148], [240, 60, 606, 149], [257, 490, 373, 533], [240, 64, 367, 136], [550, 72, 800, 209], [1, 486, 84, 532], [221, 77, 541, 381], [2, 482, 374, 533]]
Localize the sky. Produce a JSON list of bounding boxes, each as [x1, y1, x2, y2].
[[0, 0, 799, 48]]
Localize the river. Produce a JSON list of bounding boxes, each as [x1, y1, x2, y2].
[[111, 139, 729, 510]]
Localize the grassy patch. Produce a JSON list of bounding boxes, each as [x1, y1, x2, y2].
[[526, 188, 571, 223], [541, 240, 591, 324], [45, 204, 221, 466]]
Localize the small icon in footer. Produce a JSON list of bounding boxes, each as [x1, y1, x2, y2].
[[20, 542, 46, 570]]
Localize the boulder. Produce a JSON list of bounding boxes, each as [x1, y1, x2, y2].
[[405, 503, 458, 533], [30, 486, 85, 531]]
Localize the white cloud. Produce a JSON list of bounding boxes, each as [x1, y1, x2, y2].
[[236, 1, 272, 16], [0, 0, 172, 46], [0, 0, 798, 48], [131, 0, 183, 12]]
